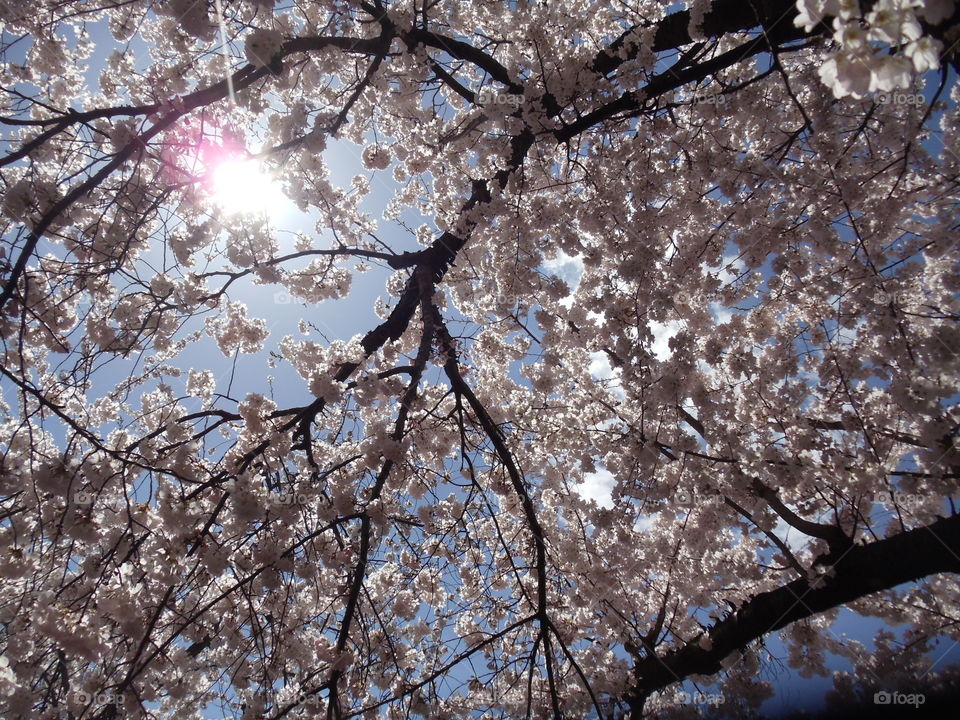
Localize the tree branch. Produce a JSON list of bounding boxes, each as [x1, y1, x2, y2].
[[626, 513, 960, 710]]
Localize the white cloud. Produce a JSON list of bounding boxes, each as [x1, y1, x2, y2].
[[634, 514, 654, 532], [575, 466, 616, 508], [588, 351, 625, 398], [541, 251, 584, 291], [588, 351, 615, 380], [650, 319, 681, 360], [709, 301, 733, 325], [714, 253, 746, 286], [541, 251, 584, 310]]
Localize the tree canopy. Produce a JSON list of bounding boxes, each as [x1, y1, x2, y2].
[[1, 1, 959, 718]]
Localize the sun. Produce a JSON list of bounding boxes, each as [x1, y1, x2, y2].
[[209, 157, 284, 217]]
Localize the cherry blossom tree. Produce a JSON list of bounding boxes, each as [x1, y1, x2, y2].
[[1, 1, 959, 718]]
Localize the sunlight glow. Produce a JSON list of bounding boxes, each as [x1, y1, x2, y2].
[[210, 158, 283, 217]]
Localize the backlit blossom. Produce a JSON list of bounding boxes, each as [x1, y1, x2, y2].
[[0, 2, 955, 719]]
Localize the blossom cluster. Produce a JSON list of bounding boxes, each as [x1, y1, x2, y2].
[[796, 0, 950, 97]]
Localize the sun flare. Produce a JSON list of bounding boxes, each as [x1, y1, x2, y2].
[[209, 158, 283, 217]]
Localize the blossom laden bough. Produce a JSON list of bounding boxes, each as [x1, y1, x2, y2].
[[0, 1, 958, 719]]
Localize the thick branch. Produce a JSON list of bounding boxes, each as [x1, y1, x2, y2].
[[559, 28, 804, 141], [752, 478, 852, 551], [626, 513, 960, 708], [591, 0, 814, 76]]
